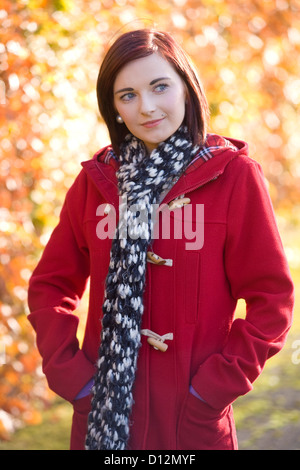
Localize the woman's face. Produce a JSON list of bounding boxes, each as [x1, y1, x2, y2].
[[113, 53, 187, 152]]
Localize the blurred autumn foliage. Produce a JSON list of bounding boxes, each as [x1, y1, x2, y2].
[[0, 0, 300, 439]]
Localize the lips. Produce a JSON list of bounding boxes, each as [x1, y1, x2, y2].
[[141, 117, 165, 128]]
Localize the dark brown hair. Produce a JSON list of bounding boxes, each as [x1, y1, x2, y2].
[[97, 29, 210, 154]]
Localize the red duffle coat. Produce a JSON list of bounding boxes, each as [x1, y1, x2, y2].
[[27, 134, 294, 450]]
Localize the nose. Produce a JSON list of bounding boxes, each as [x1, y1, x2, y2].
[[140, 92, 156, 115]]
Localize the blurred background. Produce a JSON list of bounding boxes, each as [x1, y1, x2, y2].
[[0, 0, 299, 450]]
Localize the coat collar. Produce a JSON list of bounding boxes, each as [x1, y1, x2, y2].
[[81, 134, 248, 205]]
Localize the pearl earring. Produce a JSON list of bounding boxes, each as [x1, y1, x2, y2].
[[116, 115, 124, 124]]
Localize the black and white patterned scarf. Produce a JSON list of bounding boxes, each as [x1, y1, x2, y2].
[[85, 127, 200, 450]]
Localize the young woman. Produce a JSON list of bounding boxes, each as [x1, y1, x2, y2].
[[28, 29, 294, 450]]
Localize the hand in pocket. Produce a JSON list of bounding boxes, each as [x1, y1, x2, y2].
[[177, 392, 236, 450]]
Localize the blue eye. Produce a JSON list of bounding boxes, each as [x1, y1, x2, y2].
[[120, 92, 136, 102], [154, 83, 169, 93]]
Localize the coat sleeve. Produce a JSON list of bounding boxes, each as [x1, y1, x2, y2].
[[191, 157, 294, 410], [27, 172, 95, 402]]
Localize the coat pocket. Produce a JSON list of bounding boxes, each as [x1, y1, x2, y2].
[[176, 392, 237, 450]]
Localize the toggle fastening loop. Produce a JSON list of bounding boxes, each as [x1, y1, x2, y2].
[[141, 329, 174, 352]]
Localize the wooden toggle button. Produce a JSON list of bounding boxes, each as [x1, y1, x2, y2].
[[147, 337, 168, 352], [147, 251, 166, 265], [168, 197, 191, 210]]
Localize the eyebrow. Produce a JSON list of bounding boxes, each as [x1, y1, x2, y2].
[[114, 77, 171, 94]]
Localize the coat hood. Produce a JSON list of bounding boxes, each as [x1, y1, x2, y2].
[[81, 134, 249, 206]]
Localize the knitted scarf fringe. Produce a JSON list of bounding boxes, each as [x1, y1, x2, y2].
[[85, 127, 199, 450]]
